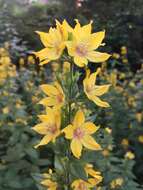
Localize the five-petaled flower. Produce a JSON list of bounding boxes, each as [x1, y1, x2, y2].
[[32, 107, 61, 148], [84, 164, 103, 186], [66, 20, 111, 67], [39, 82, 65, 108], [62, 110, 101, 158], [83, 68, 110, 107], [34, 20, 71, 65]]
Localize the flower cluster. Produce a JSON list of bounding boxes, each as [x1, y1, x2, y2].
[[0, 45, 17, 84], [32, 19, 111, 189], [34, 19, 110, 67]]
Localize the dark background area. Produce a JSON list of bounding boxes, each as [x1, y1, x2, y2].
[[0, 0, 143, 71]]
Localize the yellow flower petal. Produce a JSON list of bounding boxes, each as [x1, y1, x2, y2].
[[88, 177, 102, 186], [63, 19, 73, 33], [35, 134, 52, 148], [32, 123, 49, 135], [62, 124, 74, 139], [39, 59, 50, 65], [87, 68, 101, 86], [36, 31, 51, 47], [74, 56, 87, 67], [92, 84, 111, 96], [40, 84, 58, 96], [34, 48, 49, 61], [39, 97, 57, 106], [70, 139, 82, 158], [38, 114, 53, 123], [54, 82, 64, 95], [66, 41, 76, 56], [55, 110, 61, 129], [83, 122, 100, 135], [81, 135, 101, 150], [73, 110, 85, 128], [87, 51, 111, 63], [91, 96, 110, 107], [89, 31, 105, 50]]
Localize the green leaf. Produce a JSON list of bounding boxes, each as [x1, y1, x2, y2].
[[70, 161, 87, 181]]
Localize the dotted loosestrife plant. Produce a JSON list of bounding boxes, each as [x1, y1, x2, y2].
[[32, 19, 111, 190]]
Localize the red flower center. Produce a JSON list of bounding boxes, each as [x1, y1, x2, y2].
[[48, 124, 57, 134], [57, 93, 63, 103], [76, 44, 87, 57], [73, 127, 84, 139]]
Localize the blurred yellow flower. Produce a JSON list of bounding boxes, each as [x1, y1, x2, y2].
[[112, 53, 120, 59], [83, 68, 110, 107], [66, 20, 111, 67], [136, 112, 142, 123], [108, 70, 117, 87], [41, 179, 57, 190], [125, 151, 135, 160], [110, 178, 124, 189], [2, 107, 9, 114], [138, 135, 143, 143], [39, 82, 65, 108], [105, 127, 112, 134], [62, 110, 101, 158], [121, 139, 129, 147], [121, 46, 127, 55], [127, 96, 136, 107], [19, 58, 25, 66], [102, 149, 110, 157], [32, 107, 61, 148], [122, 58, 128, 64], [27, 55, 35, 64], [72, 179, 93, 190], [84, 164, 103, 186]]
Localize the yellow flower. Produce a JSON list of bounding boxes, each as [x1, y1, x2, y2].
[[71, 179, 93, 190], [136, 112, 142, 123], [122, 58, 128, 64], [32, 107, 61, 148], [83, 68, 110, 107], [108, 70, 117, 87], [41, 179, 57, 190], [125, 151, 135, 160], [121, 46, 127, 55], [66, 20, 111, 67], [84, 164, 103, 186], [112, 53, 120, 59], [105, 127, 112, 134], [121, 139, 129, 147], [27, 55, 35, 64], [62, 110, 101, 158], [138, 135, 143, 143], [34, 20, 70, 65], [129, 81, 135, 88], [2, 107, 9, 114], [127, 96, 136, 107], [102, 149, 110, 157], [19, 58, 25, 66], [110, 178, 124, 189], [39, 82, 65, 108]]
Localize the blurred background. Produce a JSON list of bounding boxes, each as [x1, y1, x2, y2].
[[0, 0, 143, 190], [0, 0, 143, 70]]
